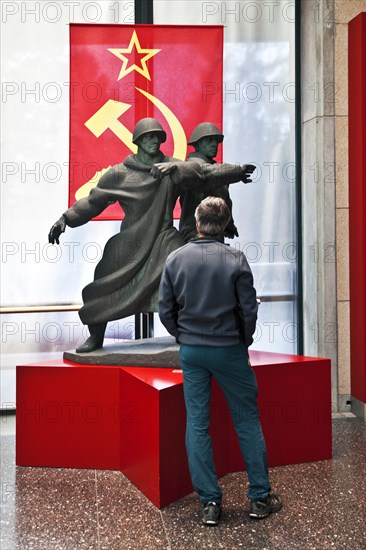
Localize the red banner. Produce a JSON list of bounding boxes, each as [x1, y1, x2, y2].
[[69, 24, 223, 220]]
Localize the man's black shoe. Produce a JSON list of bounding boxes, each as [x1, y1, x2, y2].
[[202, 501, 221, 526], [249, 493, 282, 519]]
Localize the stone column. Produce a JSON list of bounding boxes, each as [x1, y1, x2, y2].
[[301, 0, 338, 409]]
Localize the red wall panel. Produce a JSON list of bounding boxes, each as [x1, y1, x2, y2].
[[348, 13, 366, 403]]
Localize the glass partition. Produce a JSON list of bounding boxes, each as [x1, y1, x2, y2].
[[1, 0, 297, 408], [154, 0, 297, 353]]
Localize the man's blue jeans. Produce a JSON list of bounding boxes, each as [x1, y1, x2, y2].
[[179, 343, 271, 505]]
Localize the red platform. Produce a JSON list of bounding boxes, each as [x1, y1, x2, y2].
[[16, 351, 332, 508]]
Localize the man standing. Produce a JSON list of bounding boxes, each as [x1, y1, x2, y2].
[[159, 196, 282, 525], [179, 122, 255, 242], [48, 118, 249, 353]]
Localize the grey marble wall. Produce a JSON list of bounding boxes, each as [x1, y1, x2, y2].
[[301, 0, 338, 409]]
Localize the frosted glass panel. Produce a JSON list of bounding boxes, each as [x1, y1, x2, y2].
[[1, 1, 134, 307], [154, 0, 297, 353]]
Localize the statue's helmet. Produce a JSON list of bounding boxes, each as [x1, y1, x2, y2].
[[132, 118, 167, 145], [188, 122, 224, 145]]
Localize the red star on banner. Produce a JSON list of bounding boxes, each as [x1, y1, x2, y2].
[[108, 30, 161, 81]]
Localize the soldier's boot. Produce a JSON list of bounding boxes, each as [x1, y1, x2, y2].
[[76, 323, 107, 353]]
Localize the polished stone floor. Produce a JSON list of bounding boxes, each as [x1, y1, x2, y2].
[[1, 413, 365, 550]]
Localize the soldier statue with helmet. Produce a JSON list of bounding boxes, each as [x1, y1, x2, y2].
[[48, 118, 252, 353], [179, 122, 256, 242], [48, 118, 254, 353]]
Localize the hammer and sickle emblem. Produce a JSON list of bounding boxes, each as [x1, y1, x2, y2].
[[75, 88, 187, 200]]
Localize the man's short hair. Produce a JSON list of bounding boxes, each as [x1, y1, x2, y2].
[[195, 196, 231, 237]]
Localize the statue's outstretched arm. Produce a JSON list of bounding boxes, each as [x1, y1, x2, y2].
[[151, 159, 256, 190], [48, 167, 123, 245]]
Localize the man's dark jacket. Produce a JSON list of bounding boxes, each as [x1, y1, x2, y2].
[[158, 238, 258, 347]]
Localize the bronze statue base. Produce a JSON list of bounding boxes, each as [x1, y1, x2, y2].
[[63, 336, 180, 369]]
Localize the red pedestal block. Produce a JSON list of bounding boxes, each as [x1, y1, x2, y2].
[[16, 360, 121, 470], [119, 367, 191, 508], [16, 350, 332, 508]]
